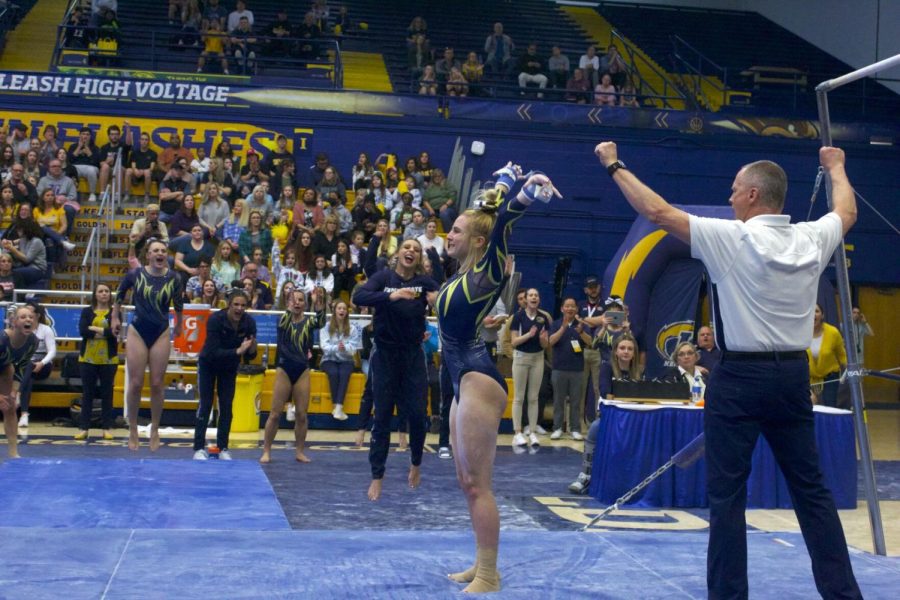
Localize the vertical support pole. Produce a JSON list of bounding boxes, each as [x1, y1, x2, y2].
[[816, 90, 886, 556]]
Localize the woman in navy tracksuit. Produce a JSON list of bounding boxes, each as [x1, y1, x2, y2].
[[352, 235, 438, 501]]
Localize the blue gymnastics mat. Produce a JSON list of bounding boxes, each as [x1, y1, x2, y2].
[[0, 458, 290, 530], [0, 528, 897, 599]]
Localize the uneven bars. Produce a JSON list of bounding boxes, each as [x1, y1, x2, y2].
[[816, 53, 900, 92]]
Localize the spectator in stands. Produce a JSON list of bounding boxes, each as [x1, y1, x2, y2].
[[320, 298, 360, 421], [176, 0, 203, 46], [199, 182, 229, 237], [619, 81, 640, 107], [68, 127, 100, 202], [418, 151, 434, 183], [190, 147, 210, 189], [417, 217, 443, 254], [54, 147, 79, 185], [201, 0, 226, 32], [17, 302, 57, 430], [406, 15, 427, 42], [168, 194, 202, 246], [174, 223, 216, 287], [0, 252, 17, 300], [38, 125, 60, 169], [446, 67, 469, 97], [312, 213, 341, 262], [7, 123, 30, 162], [695, 324, 719, 374], [185, 256, 222, 300], [211, 240, 240, 290], [245, 184, 274, 225], [207, 156, 236, 201], [295, 10, 321, 58], [128, 204, 168, 267], [238, 209, 272, 265], [350, 152, 373, 192], [2, 205, 47, 286], [239, 149, 267, 196], [435, 47, 461, 84], [157, 133, 194, 182], [517, 43, 549, 98], [63, 6, 89, 49], [334, 5, 352, 36], [240, 260, 273, 309], [569, 333, 643, 494], [316, 166, 346, 204], [565, 68, 591, 104], [310, 0, 329, 29], [403, 209, 426, 241], [371, 219, 397, 266], [422, 168, 457, 232], [352, 196, 379, 238], [294, 187, 325, 232], [547, 46, 570, 91], [277, 159, 299, 197], [0, 145, 14, 181], [307, 152, 331, 188], [368, 172, 395, 214], [198, 20, 230, 74], [579, 45, 600, 88], [226, 0, 254, 32], [36, 159, 78, 234], [310, 254, 334, 304], [418, 65, 437, 96], [462, 51, 484, 92], [389, 191, 412, 229], [349, 229, 367, 267], [7, 163, 37, 208], [331, 238, 356, 296], [0, 186, 16, 235], [604, 44, 628, 88], [594, 72, 617, 106], [168, 0, 186, 24], [229, 16, 259, 75], [158, 162, 191, 222], [808, 303, 847, 407], [34, 188, 76, 261], [325, 193, 353, 235], [220, 199, 246, 250], [484, 22, 514, 75], [98, 122, 132, 196], [592, 295, 630, 362], [407, 33, 431, 83], [214, 140, 236, 169], [123, 132, 156, 202], [510, 288, 550, 448], [549, 298, 590, 440], [196, 279, 225, 308], [851, 306, 874, 366], [22, 150, 42, 184], [262, 8, 294, 57], [273, 247, 310, 306], [265, 134, 292, 181]]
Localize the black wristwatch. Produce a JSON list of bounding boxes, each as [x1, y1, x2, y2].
[[607, 160, 627, 177]]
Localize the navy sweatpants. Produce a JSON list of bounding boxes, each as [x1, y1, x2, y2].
[[368, 343, 427, 479], [705, 356, 860, 600], [193, 363, 238, 451]]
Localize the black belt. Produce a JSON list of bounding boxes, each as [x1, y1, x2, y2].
[[721, 350, 807, 362]]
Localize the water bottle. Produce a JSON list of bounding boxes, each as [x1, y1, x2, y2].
[[691, 376, 702, 405]]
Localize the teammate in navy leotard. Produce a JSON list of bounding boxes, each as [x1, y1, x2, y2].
[[353, 236, 439, 501], [111, 239, 184, 452], [439, 163, 560, 593], [260, 287, 326, 464], [0, 304, 38, 458]]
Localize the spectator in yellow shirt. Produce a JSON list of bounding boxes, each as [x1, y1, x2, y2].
[[33, 189, 75, 261], [807, 303, 847, 407], [197, 21, 229, 74]]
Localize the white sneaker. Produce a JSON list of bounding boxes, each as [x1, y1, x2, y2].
[[529, 433, 540, 447], [88, 193, 97, 202], [550, 429, 563, 440], [438, 447, 452, 459], [523, 426, 531, 436], [62, 240, 76, 251], [572, 431, 584, 441], [512, 432, 527, 447], [535, 425, 548, 435], [568, 472, 590, 494], [219, 450, 232, 461], [18, 413, 28, 428], [286, 403, 296, 422], [332, 405, 348, 421], [193, 449, 209, 460]]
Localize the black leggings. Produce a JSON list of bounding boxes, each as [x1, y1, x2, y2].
[[194, 364, 237, 451], [18, 359, 52, 412], [79, 362, 117, 430]]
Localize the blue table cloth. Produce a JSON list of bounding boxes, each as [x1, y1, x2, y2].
[[589, 403, 857, 509]]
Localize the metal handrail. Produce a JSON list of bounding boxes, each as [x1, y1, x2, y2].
[[669, 35, 730, 110], [79, 150, 122, 290], [608, 29, 685, 109]]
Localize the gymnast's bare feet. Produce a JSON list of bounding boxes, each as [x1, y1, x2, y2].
[[128, 427, 139, 451], [259, 451, 271, 464], [354, 429, 365, 447], [368, 478, 382, 501], [448, 563, 476, 583], [295, 451, 311, 463], [408, 464, 421, 489], [149, 427, 161, 452]]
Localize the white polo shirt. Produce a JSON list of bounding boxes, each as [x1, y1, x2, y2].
[[689, 212, 843, 352]]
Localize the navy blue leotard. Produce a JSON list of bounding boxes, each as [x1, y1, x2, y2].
[[117, 267, 184, 345], [436, 195, 528, 397], [276, 308, 325, 385], [0, 329, 38, 382]]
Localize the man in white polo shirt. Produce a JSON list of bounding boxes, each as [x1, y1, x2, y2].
[[594, 141, 861, 599]]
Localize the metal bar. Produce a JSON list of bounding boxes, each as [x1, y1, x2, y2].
[[816, 53, 900, 92], [816, 87, 887, 556]]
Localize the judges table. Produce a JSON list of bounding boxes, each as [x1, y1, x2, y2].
[[589, 401, 857, 509]]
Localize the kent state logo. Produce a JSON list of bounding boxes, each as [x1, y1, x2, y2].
[[655, 320, 694, 362]]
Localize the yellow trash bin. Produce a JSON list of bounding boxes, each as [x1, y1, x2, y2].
[[231, 365, 265, 433]]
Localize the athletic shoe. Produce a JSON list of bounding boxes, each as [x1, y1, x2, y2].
[[103, 430, 115, 440], [219, 450, 232, 461], [193, 449, 209, 460], [62, 240, 76, 251], [286, 403, 296, 422], [438, 447, 452, 459], [523, 426, 531, 436], [17, 413, 28, 428], [122, 194, 130, 203], [529, 433, 540, 447], [550, 429, 563, 440], [512, 432, 527, 447], [332, 405, 348, 421], [88, 193, 97, 202], [568, 472, 590, 494], [572, 431, 584, 441], [74, 430, 88, 441], [512, 444, 527, 455], [534, 425, 548, 435]]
